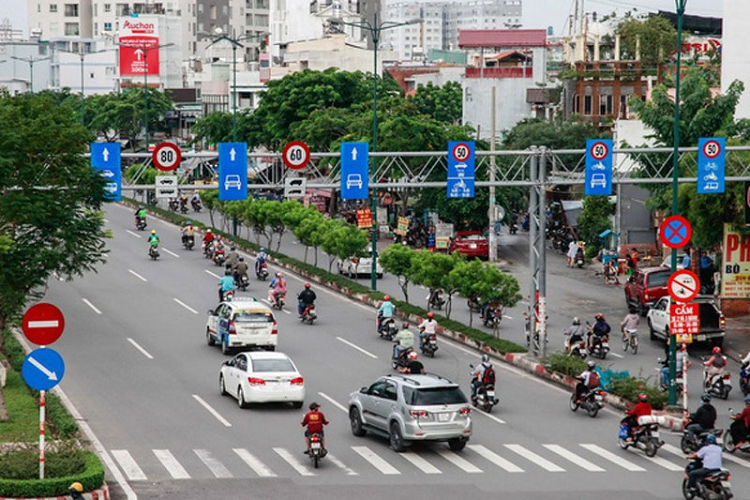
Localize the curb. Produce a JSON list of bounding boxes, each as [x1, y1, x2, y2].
[[1, 484, 109, 500]]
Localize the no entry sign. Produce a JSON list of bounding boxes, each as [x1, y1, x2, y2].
[[659, 215, 692, 249], [668, 270, 700, 303], [22, 303, 65, 346]]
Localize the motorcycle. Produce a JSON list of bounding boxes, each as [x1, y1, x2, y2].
[[213, 249, 226, 267], [469, 364, 497, 413], [300, 303, 317, 325], [203, 241, 214, 259], [569, 387, 605, 418], [483, 306, 502, 329], [179, 201, 188, 214], [191, 198, 202, 212], [467, 295, 482, 314], [574, 247, 585, 268], [183, 234, 195, 250], [622, 327, 639, 355], [657, 358, 685, 393], [419, 329, 438, 358], [391, 346, 413, 371], [378, 316, 398, 341], [135, 217, 147, 231], [681, 425, 724, 455], [221, 289, 234, 302], [702, 366, 732, 400], [618, 415, 664, 457], [307, 433, 326, 469], [509, 223, 518, 235], [682, 457, 733, 500], [723, 409, 750, 455], [256, 262, 269, 281], [740, 362, 749, 396], [563, 331, 588, 359], [168, 199, 179, 212], [270, 291, 286, 310], [588, 333, 610, 360], [235, 272, 250, 291], [428, 289, 446, 310], [148, 245, 160, 260]]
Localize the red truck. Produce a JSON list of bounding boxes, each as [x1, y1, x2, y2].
[[624, 267, 673, 316]]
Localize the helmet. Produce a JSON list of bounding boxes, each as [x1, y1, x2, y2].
[[408, 351, 418, 360], [276, 272, 283, 277], [69, 482, 83, 493], [304, 282, 311, 289], [186, 221, 193, 226], [239, 257, 244, 261], [638, 393, 648, 402], [402, 322, 410, 329], [705, 434, 717, 444], [309, 402, 320, 410], [225, 270, 231, 276], [572, 317, 580, 325], [481, 353, 490, 364], [427, 312, 434, 319], [207, 229, 212, 233], [586, 361, 595, 369], [701, 393, 712, 403], [230, 246, 236, 251], [151, 230, 156, 235], [260, 247, 265, 252], [383, 295, 390, 301], [595, 313, 604, 320], [712, 346, 721, 354]]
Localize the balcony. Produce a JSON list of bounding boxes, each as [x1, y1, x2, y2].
[[465, 67, 532, 79]]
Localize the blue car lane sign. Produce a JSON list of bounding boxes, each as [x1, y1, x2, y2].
[[218, 142, 248, 201], [22, 348, 65, 391], [697, 137, 725, 194], [447, 141, 475, 199], [90, 142, 121, 201], [341, 142, 369, 200], [585, 139, 613, 196]]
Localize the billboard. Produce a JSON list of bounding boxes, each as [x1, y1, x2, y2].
[[119, 17, 160, 77], [721, 223, 750, 299]]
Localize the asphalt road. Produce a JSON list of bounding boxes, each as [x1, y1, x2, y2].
[[35, 203, 750, 500]]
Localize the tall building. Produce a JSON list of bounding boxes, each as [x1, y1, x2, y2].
[[723, 0, 750, 119], [28, 0, 93, 38]]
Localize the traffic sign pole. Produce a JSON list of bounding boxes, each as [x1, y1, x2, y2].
[[39, 390, 45, 479]]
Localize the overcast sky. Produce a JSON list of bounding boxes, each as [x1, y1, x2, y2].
[[1, 0, 723, 38]]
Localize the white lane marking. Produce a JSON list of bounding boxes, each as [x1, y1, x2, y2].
[[126, 230, 142, 238], [504, 444, 565, 472], [192, 395, 232, 427], [351, 446, 401, 475], [327, 453, 359, 475], [103, 218, 110, 223], [127, 338, 154, 359], [663, 443, 750, 469], [402, 451, 442, 474], [163, 248, 180, 258], [195, 449, 233, 478], [128, 269, 148, 282], [641, 453, 683, 472], [153, 449, 190, 479], [205, 269, 222, 279], [580, 444, 645, 471], [609, 352, 624, 359], [543, 444, 605, 472], [336, 336, 378, 359], [435, 449, 482, 473], [82, 298, 102, 314], [174, 298, 199, 314], [111, 450, 147, 480], [282, 308, 291, 315], [467, 444, 524, 472], [27, 320, 59, 329], [473, 408, 506, 424], [318, 392, 348, 413], [273, 447, 315, 476], [233, 448, 277, 477]]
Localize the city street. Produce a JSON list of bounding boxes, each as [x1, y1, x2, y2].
[[36, 203, 750, 499]]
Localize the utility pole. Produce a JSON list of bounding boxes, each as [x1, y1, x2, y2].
[[488, 87, 497, 262]]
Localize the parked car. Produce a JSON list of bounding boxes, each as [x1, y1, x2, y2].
[[206, 297, 278, 354], [219, 351, 304, 408], [646, 296, 725, 346], [348, 373, 472, 452], [336, 245, 384, 279], [448, 231, 489, 259], [624, 267, 672, 316]]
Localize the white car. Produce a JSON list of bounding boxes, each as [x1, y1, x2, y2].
[[206, 297, 278, 354], [336, 246, 383, 278], [219, 351, 305, 408]]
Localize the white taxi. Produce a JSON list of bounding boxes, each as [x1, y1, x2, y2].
[[206, 297, 278, 354]]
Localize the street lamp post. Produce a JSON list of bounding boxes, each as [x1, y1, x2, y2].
[[11, 55, 50, 93], [58, 47, 112, 125], [669, 0, 688, 407], [332, 14, 423, 291]]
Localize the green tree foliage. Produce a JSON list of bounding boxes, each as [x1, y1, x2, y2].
[[411, 251, 460, 310], [0, 91, 109, 335], [379, 244, 419, 303], [407, 81, 463, 125], [616, 14, 677, 67], [190, 111, 234, 145], [292, 211, 326, 264], [577, 196, 615, 250]]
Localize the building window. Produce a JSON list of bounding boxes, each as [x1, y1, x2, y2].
[[37, 2, 40, 11], [64, 4, 78, 16], [94, 22, 98, 35], [584, 95, 592, 115], [573, 94, 580, 114], [49, 3, 58, 12], [210, 5, 216, 19], [620, 95, 629, 118], [599, 94, 613, 115], [64, 22, 80, 36], [104, 22, 111, 31], [104, 3, 111, 12]]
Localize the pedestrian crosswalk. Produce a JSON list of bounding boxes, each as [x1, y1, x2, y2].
[[107, 441, 750, 481]]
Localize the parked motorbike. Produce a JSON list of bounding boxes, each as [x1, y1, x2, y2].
[[419, 329, 438, 358], [135, 217, 147, 231], [307, 433, 326, 469], [391, 346, 413, 371], [569, 387, 605, 418], [378, 316, 398, 341], [148, 245, 160, 260], [256, 262, 269, 281], [428, 289, 446, 310], [682, 457, 732, 500], [469, 364, 497, 413], [681, 425, 723, 455], [563, 331, 588, 359], [622, 327, 639, 355], [723, 409, 750, 455], [740, 362, 749, 396], [703, 366, 732, 400], [300, 303, 317, 325], [213, 249, 226, 267], [618, 415, 664, 457], [183, 234, 195, 250], [191, 198, 202, 212]]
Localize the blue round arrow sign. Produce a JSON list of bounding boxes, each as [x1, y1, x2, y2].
[[22, 348, 65, 391]]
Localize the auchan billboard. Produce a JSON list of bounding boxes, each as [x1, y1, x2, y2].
[[119, 18, 160, 77]]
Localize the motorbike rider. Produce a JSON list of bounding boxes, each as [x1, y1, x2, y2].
[[428, 288, 445, 309], [255, 247, 268, 275], [179, 193, 189, 211], [269, 272, 287, 305], [566, 317, 586, 352], [234, 257, 249, 285], [191, 191, 201, 208], [621, 393, 652, 442], [393, 322, 415, 360], [377, 295, 396, 331], [202, 228, 214, 251], [225, 246, 240, 271], [181, 221, 195, 246], [148, 229, 160, 250], [400, 351, 425, 374], [685, 434, 723, 495], [685, 393, 717, 444], [703, 346, 727, 389], [588, 313, 611, 352], [134, 206, 147, 226], [620, 307, 639, 344], [418, 312, 438, 349], [301, 402, 329, 455], [729, 395, 750, 447], [575, 361, 599, 403], [212, 236, 225, 259], [471, 353, 495, 402], [297, 282, 317, 317], [660, 349, 690, 389], [218, 270, 235, 302]]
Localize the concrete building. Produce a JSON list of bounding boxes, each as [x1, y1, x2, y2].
[[48, 37, 118, 94], [27, 0, 93, 38], [722, 0, 749, 119], [0, 38, 53, 93]]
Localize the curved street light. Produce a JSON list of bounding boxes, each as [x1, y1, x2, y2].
[[56, 47, 114, 125], [11, 55, 50, 93]]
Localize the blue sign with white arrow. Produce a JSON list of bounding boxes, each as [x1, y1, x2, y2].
[[585, 139, 613, 196], [447, 141, 475, 198], [90, 142, 121, 201], [218, 142, 248, 201], [697, 137, 725, 194], [341, 142, 369, 200], [22, 348, 65, 391]]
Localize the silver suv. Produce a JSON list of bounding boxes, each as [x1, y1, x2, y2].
[[348, 374, 472, 452]]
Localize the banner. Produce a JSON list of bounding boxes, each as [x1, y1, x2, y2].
[[356, 209, 372, 229], [395, 216, 409, 237], [119, 17, 160, 77], [721, 223, 750, 298], [435, 223, 454, 250]]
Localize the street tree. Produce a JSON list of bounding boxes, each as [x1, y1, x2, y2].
[[407, 81, 463, 125], [411, 250, 460, 311], [379, 244, 419, 303], [200, 189, 221, 228], [616, 14, 676, 68], [292, 211, 326, 264], [190, 111, 234, 145], [577, 196, 615, 252]]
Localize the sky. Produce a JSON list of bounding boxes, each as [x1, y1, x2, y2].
[[1, 0, 723, 38]]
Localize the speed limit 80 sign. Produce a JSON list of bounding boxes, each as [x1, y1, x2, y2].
[[152, 142, 182, 172], [282, 141, 311, 170]]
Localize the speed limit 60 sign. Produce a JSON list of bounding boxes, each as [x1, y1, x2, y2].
[[152, 142, 182, 172], [282, 141, 310, 170]]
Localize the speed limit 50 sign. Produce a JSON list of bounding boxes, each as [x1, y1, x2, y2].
[[152, 142, 182, 172]]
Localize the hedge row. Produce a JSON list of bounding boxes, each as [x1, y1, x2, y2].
[[0, 450, 104, 497]]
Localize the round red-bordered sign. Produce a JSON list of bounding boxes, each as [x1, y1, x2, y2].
[[590, 141, 609, 161], [668, 270, 700, 303], [282, 141, 310, 170], [659, 215, 692, 249], [152, 142, 182, 172], [22, 303, 65, 346], [702, 140, 722, 159], [451, 142, 472, 163]]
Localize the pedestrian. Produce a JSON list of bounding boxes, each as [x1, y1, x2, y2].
[[567, 240, 579, 268], [699, 250, 715, 294], [630, 248, 639, 269], [682, 248, 692, 270]]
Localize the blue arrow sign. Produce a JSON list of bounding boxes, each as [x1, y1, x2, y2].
[[341, 142, 369, 200], [697, 137, 725, 194], [585, 139, 613, 196], [447, 141, 475, 199], [22, 348, 65, 391], [91, 143, 121, 201], [218, 143, 248, 201]]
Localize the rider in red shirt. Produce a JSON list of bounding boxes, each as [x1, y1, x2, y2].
[[301, 402, 329, 454], [622, 393, 653, 441]]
